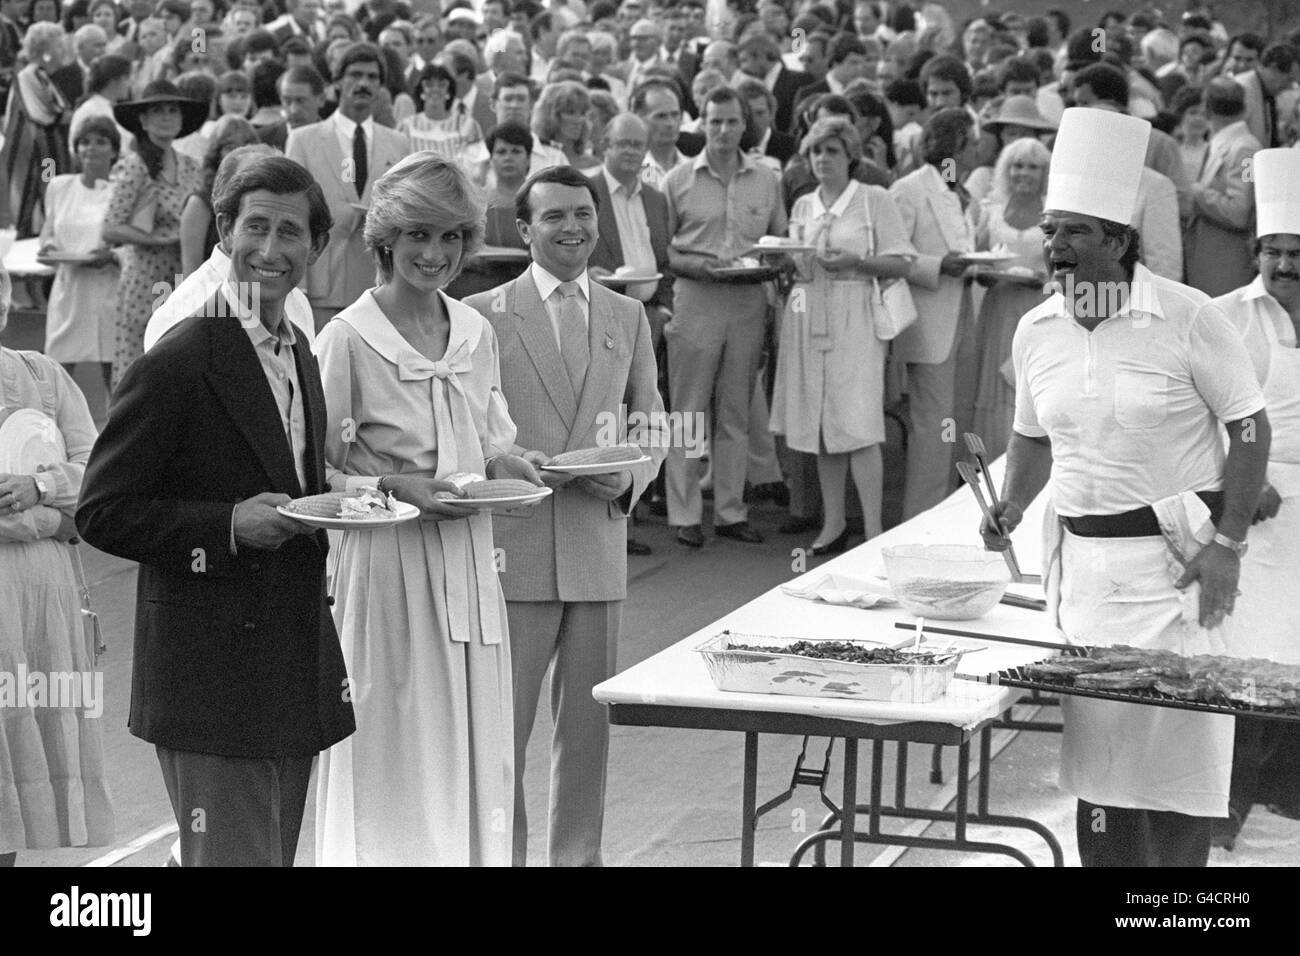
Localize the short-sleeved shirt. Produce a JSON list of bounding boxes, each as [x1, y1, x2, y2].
[[663, 148, 787, 262], [1012, 263, 1265, 516]]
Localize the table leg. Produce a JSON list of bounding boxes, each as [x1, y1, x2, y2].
[[741, 731, 758, 867], [841, 737, 858, 867]]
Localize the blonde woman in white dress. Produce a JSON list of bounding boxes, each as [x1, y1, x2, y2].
[[770, 117, 915, 554], [314, 153, 543, 866]]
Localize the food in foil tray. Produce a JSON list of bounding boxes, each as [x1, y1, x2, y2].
[[729, 640, 950, 666]]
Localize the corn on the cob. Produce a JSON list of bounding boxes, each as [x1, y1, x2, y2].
[[546, 445, 643, 467], [283, 492, 350, 517], [463, 479, 541, 499]]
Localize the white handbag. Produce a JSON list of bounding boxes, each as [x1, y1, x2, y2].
[[863, 186, 918, 341]]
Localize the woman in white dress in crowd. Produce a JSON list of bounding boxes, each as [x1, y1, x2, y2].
[[40, 115, 121, 392], [0, 264, 113, 867], [962, 136, 1051, 460], [313, 153, 543, 866], [399, 63, 481, 160], [770, 117, 915, 554]]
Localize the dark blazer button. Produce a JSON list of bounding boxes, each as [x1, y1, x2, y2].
[[326, 595, 336, 606], [250, 561, 261, 571], [242, 621, 256, 631]]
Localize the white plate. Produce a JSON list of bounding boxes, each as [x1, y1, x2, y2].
[[36, 250, 99, 264], [541, 454, 651, 475], [594, 272, 663, 285], [439, 487, 553, 511], [277, 500, 420, 530], [960, 250, 1018, 263], [0, 407, 66, 473]]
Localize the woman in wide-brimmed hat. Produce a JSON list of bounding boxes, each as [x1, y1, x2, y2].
[[965, 94, 1057, 203], [101, 80, 206, 390]]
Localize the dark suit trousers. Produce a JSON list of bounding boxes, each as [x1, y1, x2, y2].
[[156, 746, 313, 866], [508, 600, 621, 867], [1229, 717, 1300, 818], [1075, 800, 1213, 867]]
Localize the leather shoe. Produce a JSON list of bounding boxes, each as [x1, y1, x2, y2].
[[627, 538, 652, 556], [675, 524, 704, 548], [714, 521, 764, 544], [779, 516, 819, 534]]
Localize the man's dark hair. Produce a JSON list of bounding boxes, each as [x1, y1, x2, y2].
[[630, 77, 683, 114], [1098, 9, 1125, 28], [1182, 13, 1212, 33], [920, 55, 972, 103], [1169, 83, 1204, 118], [515, 164, 600, 223], [1228, 33, 1266, 59], [335, 41, 386, 84], [998, 54, 1040, 92], [251, 59, 286, 109], [1099, 219, 1141, 273], [1129, 12, 1156, 32], [243, 27, 280, 60], [828, 33, 866, 67], [1024, 16, 1050, 49], [512, 0, 542, 19], [588, 0, 616, 19], [1262, 43, 1299, 74], [702, 84, 749, 124], [1204, 77, 1246, 118], [442, 48, 476, 83], [1073, 63, 1129, 106], [86, 53, 132, 95], [214, 155, 333, 244], [492, 70, 534, 100], [921, 106, 972, 168], [280, 35, 312, 58], [485, 120, 533, 154], [281, 64, 326, 96], [883, 77, 923, 108]]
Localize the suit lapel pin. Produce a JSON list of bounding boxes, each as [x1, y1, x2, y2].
[[604, 333, 614, 350]]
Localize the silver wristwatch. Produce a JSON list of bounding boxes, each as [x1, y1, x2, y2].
[[31, 473, 51, 504], [1212, 532, 1248, 558]]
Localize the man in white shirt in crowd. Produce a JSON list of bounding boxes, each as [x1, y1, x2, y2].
[[632, 78, 690, 191], [985, 108, 1270, 868]]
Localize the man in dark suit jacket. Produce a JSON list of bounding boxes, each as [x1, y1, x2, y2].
[[464, 166, 666, 866], [735, 77, 796, 166], [76, 156, 354, 867], [50, 23, 107, 106], [737, 34, 812, 134]]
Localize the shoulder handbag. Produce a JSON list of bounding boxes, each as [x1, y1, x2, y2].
[[862, 185, 918, 341]]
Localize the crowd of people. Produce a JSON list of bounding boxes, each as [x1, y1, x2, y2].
[[2, 0, 1300, 868]]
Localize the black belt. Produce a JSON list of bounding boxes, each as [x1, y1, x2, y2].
[[1062, 492, 1224, 538]]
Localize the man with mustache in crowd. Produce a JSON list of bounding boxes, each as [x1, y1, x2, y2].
[[286, 43, 407, 329]]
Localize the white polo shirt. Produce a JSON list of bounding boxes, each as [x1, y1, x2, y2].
[[1012, 263, 1265, 516]]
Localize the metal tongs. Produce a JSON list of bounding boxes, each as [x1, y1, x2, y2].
[[957, 433, 1037, 585]]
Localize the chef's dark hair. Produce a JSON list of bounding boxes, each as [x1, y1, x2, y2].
[[1099, 219, 1141, 275]]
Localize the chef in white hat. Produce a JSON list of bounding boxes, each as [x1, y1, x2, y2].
[[980, 108, 1272, 867], [1209, 147, 1300, 849]]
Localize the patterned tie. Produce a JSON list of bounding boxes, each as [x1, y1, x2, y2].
[[556, 280, 588, 397], [353, 123, 368, 199]]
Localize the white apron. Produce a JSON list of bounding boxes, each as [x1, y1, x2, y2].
[[1230, 314, 1300, 664], [1051, 528, 1233, 817]]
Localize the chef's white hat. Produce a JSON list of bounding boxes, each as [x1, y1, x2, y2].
[[1045, 108, 1151, 226], [1254, 148, 1300, 238]]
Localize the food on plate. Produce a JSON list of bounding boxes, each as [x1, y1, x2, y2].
[[546, 445, 644, 467], [729, 639, 948, 665], [285, 488, 399, 520], [462, 478, 542, 499]]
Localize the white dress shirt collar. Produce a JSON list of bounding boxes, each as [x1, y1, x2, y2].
[[331, 108, 374, 142], [602, 164, 641, 199], [531, 261, 590, 303]]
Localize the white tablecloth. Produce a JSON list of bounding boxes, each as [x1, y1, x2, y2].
[[594, 456, 1071, 730]]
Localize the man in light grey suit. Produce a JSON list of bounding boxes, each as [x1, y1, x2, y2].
[[465, 166, 666, 867], [889, 108, 976, 519], [285, 43, 408, 328]]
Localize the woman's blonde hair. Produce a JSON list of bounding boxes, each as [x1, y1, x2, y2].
[[990, 135, 1050, 204], [364, 151, 485, 285], [799, 115, 864, 169], [532, 80, 590, 146], [24, 22, 66, 61]]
